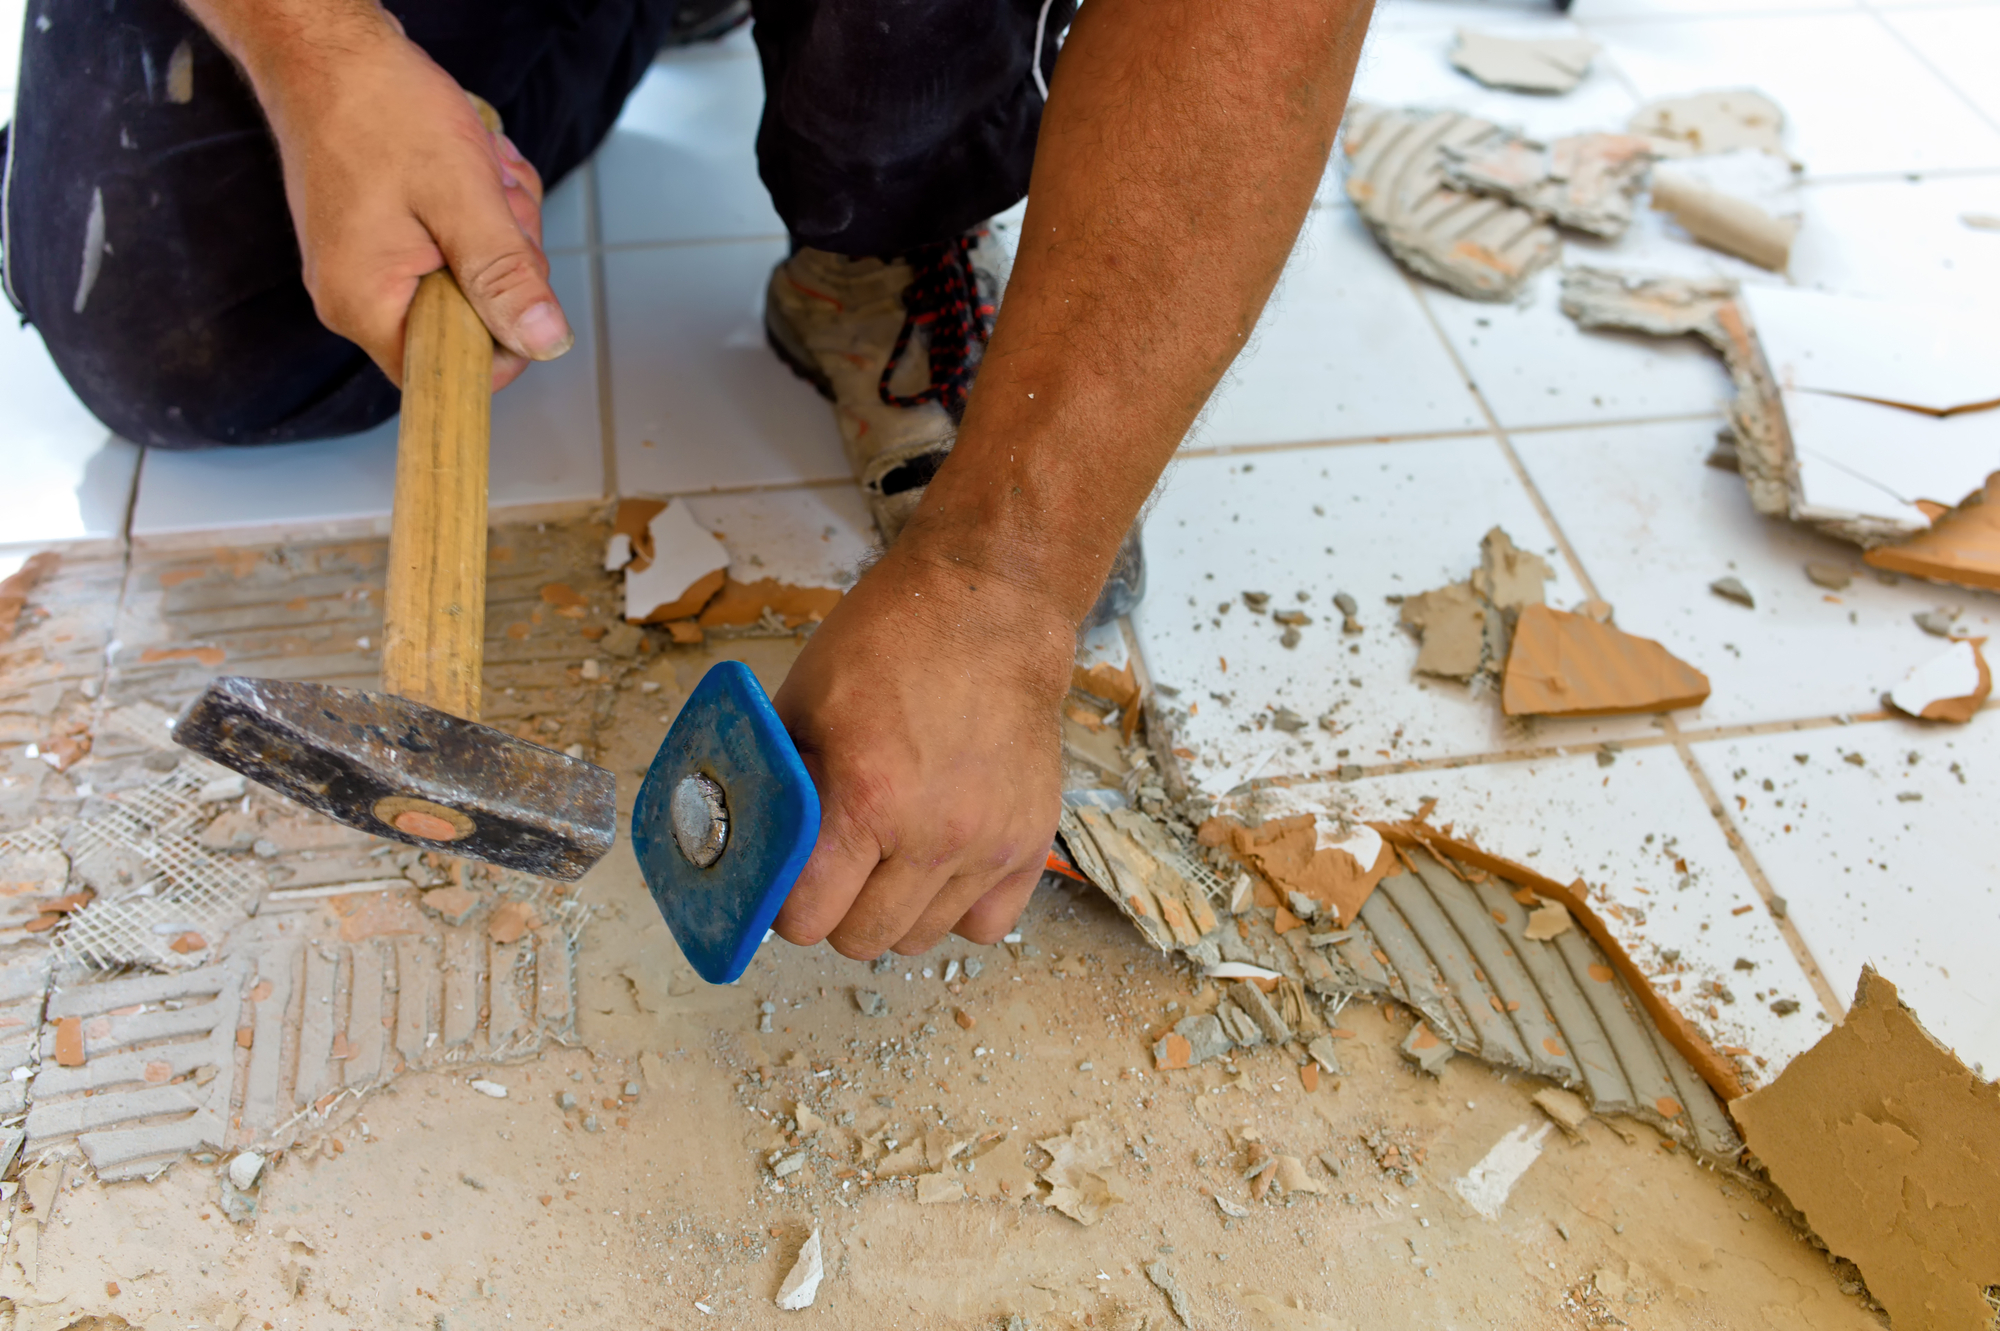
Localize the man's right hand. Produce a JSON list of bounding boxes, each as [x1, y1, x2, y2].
[[191, 1, 571, 388]]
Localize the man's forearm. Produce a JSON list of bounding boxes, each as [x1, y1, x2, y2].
[[178, 0, 398, 115], [913, 0, 1376, 619]]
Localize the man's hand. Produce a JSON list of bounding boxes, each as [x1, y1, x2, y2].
[[769, 533, 1075, 957], [185, 1, 571, 387]]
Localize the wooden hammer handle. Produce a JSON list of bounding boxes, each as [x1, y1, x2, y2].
[[381, 270, 492, 720]]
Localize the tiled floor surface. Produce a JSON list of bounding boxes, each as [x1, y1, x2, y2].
[[4, 0, 1998, 1079]]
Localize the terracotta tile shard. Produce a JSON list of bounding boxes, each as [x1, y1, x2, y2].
[[139, 645, 226, 668], [539, 582, 586, 608], [1733, 968, 2000, 1331], [1522, 900, 1573, 940], [953, 1008, 975, 1031], [0, 551, 60, 639], [696, 578, 842, 629], [1449, 29, 1598, 95], [665, 620, 704, 645], [22, 914, 61, 934], [487, 901, 541, 945], [55, 1016, 84, 1067], [1152, 1032, 1193, 1072], [1866, 475, 2000, 593], [624, 500, 728, 624], [419, 885, 482, 926], [169, 931, 208, 954], [1502, 604, 1710, 717], [1203, 816, 1397, 926], [1341, 103, 1561, 302], [1300, 1062, 1320, 1093], [1887, 638, 1991, 724]]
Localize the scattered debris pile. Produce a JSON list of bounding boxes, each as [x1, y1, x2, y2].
[[1060, 786, 1746, 1158], [1400, 526, 1711, 717], [1734, 968, 2000, 1331], [605, 498, 845, 642], [1563, 269, 2000, 591]]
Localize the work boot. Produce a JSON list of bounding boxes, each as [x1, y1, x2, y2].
[[766, 229, 1007, 544], [764, 229, 1144, 625]]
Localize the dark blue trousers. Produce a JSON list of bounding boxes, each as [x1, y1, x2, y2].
[[0, 0, 1070, 448]]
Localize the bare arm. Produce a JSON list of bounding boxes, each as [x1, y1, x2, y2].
[[180, 0, 572, 386], [772, 0, 1376, 955]]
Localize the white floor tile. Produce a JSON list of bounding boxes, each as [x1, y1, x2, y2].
[[1351, 18, 1642, 142], [603, 239, 847, 496], [1590, 13, 2000, 175], [540, 167, 590, 255], [0, 314, 139, 552], [1512, 417, 2000, 729], [1689, 713, 2000, 1074], [1417, 277, 1734, 431], [1331, 747, 1836, 1078], [1574, 0, 1861, 21], [1875, 5, 2000, 126], [1371, 0, 1565, 29], [1791, 175, 2000, 303], [130, 252, 605, 538], [1192, 204, 1484, 448], [593, 56, 781, 248], [1131, 438, 1659, 783], [679, 485, 874, 585]]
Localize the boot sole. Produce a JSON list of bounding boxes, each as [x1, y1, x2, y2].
[[764, 312, 838, 405]]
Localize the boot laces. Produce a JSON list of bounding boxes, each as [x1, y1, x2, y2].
[[878, 233, 994, 420]]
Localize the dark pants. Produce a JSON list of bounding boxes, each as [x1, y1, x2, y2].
[[0, 0, 1070, 448]]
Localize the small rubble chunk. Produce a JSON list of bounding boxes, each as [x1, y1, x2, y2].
[[1233, 980, 1293, 1044], [1400, 582, 1488, 680], [486, 900, 540, 945], [469, 1079, 509, 1099], [1650, 170, 1797, 271], [1145, 1261, 1195, 1328], [1306, 1035, 1344, 1077], [419, 886, 481, 926], [1272, 1155, 1328, 1195], [1522, 900, 1573, 940], [227, 1151, 265, 1191], [774, 1228, 824, 1311], [1155, 1014, 1233, 1070], [1709, 576, 1755, 608], [1400, 1021, 1455, 1076], [1803, 561, 1852, 590], [1215, 999, 1263, 1048], [1533, 1087, 1592, 1137], [1036, 1119, 1128, 1226], [1913, 607, 1960, 638], [1449, 28, 1599, 95], [854, 990, 886, 1018]]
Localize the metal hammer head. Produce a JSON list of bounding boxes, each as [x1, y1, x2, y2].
[[175, 676, 616, 881]]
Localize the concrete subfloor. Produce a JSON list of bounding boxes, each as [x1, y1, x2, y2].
[[0, 522, 1879, 1330]]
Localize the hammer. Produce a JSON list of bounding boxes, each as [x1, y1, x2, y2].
[[175, 273, 617, 881]]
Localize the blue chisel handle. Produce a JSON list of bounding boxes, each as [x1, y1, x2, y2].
[[631, 661, 822, 985]]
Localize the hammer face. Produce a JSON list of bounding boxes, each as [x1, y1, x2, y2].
[[175, 676, 616, 881]]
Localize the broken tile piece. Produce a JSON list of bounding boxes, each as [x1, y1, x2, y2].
[[1271, 1154, 1327, 1195], [1442, 131, 1655, 239], [1628, 89, 1786, 157], [1341, 103, 1561, 302], [486, 900, 540, 945], [1448, 28, 1598, 95], [1036, 1119, 1128, 1226], [1886, 639, 1991, 724], [1532, 1087, 1591, 1137], [1400, 1021, 1455, 1076], [1522, 900, 1572, 940], [774, 1228, 823, 1310], [1233, 979, 1293, 1044], [1732, 968, 2000, 1331], [1501, 604, 1711, 718], [419, 886, 480, 927], [1650, 171, 1796, 271], [1145, 1261, 1195, 1329], [1708, 576, 1754, 608], [1913, 607, 1960, 638], [1200, 815, 1396, 926], [623, 499, 727, 624], [1400, 581, 1487, 680], [1156, 1014, 1232, 1069], [1473, 527, 1553, 611]]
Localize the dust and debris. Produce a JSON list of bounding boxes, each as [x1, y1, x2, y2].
[[1036, 1118, 1129, 1226], [1709, 576, 1755, 608]]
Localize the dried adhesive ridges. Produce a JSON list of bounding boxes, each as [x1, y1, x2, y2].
[[23, 908, 582, 1182], [1341, 103, 1560, 302], [1311, 848, 1738, 1157]]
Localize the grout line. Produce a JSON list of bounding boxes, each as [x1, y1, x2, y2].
[[1859, 1, 2000, 139], [1663, 716, 1849, 1021], [1400, 272, 1604, 604], [583, 159, 620, 502], [1174, 411, 1727, 461], [626, 474, 860, 500]]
